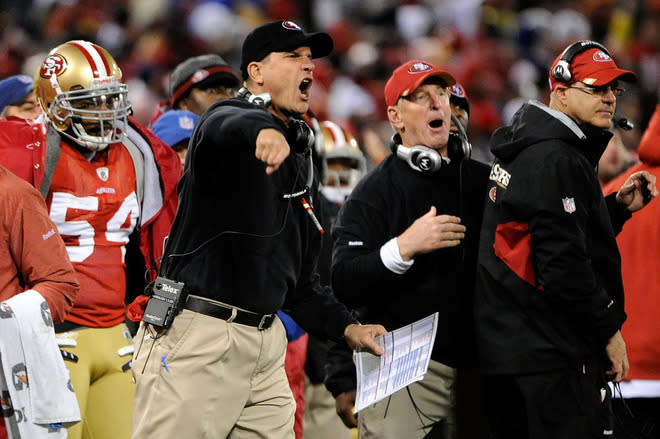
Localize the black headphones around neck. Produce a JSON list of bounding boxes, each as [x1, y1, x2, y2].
[[237, 87, 314, 154], [389, 114, 471, 173], [551, 40, 610, 83]]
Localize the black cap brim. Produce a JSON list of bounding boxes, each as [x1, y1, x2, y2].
[[241, 21, 334, 79], [299, 32, 333, 59]]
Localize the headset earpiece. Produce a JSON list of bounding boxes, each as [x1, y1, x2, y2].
[[551, 60, 572, 83], [448, 113, 472, 161], [389, 133, 402, 154], [237, 87, 272, 107], [287, 119, 315, 154], [390, 118, 470, 173], [551, 40, 611, 83], [238, 87, 313, 154], [390, 133, 445, 173]]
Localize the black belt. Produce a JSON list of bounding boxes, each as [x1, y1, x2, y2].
[[183, 296, 275, 330]]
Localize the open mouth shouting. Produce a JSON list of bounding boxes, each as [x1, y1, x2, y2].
[[429, 119, 444, 129], [299, 78, 312, 100]]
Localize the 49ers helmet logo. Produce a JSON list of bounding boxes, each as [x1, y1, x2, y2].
[[282, 21, 302, 31], [40, 54, 67, 79]]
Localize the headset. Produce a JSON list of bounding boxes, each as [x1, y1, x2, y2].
[[237, 86, 315, 154], [551, 40, 610, 83], [162, 89, 316, 269], [237, 86, 272, 107], [389, 114, 472, 173]]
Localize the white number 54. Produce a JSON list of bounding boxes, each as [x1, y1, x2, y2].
[[49, 192, 139, 263]]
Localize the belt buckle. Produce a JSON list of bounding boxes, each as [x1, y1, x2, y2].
[[257, 313, 273, 330]]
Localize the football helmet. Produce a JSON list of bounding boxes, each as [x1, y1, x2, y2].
[[34, 40, 131, 151], [317, 120, 367, 204]]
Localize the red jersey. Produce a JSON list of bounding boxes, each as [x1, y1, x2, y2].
[[0, 118, 182, 329], [47, 141, 139, 327]]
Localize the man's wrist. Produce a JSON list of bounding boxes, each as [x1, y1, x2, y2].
[[380, 237, 414, 274], [344, 322, 360, 339]]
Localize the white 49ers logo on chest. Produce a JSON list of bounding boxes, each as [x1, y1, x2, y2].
[[96, 167, 109, 181]]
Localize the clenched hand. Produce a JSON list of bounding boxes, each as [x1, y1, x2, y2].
[[255, 128, 290, 175], [335, 390, 358, 428], [605, 330, 629, 382]]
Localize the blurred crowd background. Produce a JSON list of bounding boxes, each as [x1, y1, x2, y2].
[[1, 0, 658, 164]]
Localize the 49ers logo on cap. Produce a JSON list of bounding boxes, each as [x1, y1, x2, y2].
[[191, 70, 210, 84], [450, 84, 466, 97], [593, 51, 611, 62], [282, 21, 302, 31], [407, 61, 433, 74], [40, 54, 67, 78]]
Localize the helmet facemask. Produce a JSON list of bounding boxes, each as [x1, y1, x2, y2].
[[50, 81, 130, 151], [322, 158, 365, 204], [318, 120, 367, 204]]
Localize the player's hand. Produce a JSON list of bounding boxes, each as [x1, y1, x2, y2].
[[397, 206, 466, 261], [344, 323, 386, 356], [616, 170, 657, 212], [335, 389, 358, 428], [605, 330, 629, 382], [255, 128, 290, 174]]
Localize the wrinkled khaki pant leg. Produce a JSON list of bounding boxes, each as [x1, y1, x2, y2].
[[132, 310, 294, 439]]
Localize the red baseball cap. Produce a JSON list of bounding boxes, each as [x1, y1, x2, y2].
[[549, 47, 637, 91], [384, 60, 456, 106]]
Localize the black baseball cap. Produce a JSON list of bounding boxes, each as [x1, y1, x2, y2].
[[240, 20, 333, 79]]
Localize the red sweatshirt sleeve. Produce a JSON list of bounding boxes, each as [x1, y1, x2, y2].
[[0, 167, 79, 323]]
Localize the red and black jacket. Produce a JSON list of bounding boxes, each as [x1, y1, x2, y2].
[[475, 101, 630, 375]]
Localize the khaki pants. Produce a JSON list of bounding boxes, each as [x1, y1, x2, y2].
[[358, 360, 456, 439], [57, 324, 135, 439], [302, 377, 352, 439], [132, 309, 294, 439]]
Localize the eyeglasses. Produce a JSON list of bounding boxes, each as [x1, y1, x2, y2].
[[567, 84, 625, 97]]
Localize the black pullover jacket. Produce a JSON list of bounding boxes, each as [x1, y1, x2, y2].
[[332, 150, 490, 367], [161, 98, 355, 342]]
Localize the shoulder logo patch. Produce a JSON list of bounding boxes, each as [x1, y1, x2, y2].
[[489, 163, 511, 188]]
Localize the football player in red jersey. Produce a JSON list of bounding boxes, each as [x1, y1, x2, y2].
[[0, 40, 181, 439]]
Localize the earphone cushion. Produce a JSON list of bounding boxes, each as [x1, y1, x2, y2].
[[447, 132, 471, 162], [287, 119, 315, 154], [552, 61, 571, 82]]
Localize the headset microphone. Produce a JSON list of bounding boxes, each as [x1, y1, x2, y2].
[[613, 112, 634, 131]]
